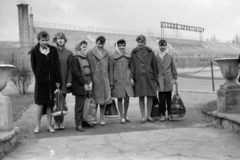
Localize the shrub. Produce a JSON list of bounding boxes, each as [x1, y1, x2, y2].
[[11, 56, 33, 94]]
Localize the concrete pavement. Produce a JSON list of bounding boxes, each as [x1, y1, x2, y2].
[[3, 91, 240, 160]]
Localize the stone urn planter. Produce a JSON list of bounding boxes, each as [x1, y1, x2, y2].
[[0, 64, 15, 131], [214, 58, 240, 88], [214, 58, 240, 113]]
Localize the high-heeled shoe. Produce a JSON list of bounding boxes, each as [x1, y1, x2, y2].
[[147, 117, 155, 123], [33, 127, 40, 134], [100, 121, 105, 126], [47, 127, 55, 133], [120, 118, 126, 124]]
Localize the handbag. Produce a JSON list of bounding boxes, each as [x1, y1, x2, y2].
[[52, 88, 68, 116], [104, 99, 118, 118], [83, 93, 97, 124], [170, 82, 186, 118], [151, 96, 161, 118]]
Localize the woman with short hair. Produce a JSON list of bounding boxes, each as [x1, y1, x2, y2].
[[86, 36, 112, 126], [130, 35, 158, 123], [30, 31, 61, 133], [52, 32, 73, 130]]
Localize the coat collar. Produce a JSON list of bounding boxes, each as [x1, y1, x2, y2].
[[132, 46, 152, 62], [156, 52, 169, 66], [91, 47, 108, 60], [113, 50, 130, 60]]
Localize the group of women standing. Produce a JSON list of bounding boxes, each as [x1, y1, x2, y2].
[[30, 31, 178, 133]]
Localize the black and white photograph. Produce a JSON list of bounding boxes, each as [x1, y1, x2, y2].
[[1, 0, 240, 159]]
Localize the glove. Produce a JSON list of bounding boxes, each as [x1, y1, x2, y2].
[[84, 84, 89, 91], [130, 78, 135, 86], [66, 83, 72, 88]]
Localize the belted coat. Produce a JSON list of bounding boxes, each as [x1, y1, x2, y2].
[[110, 50, 134, 98], [130, 46, 158, 97], [86, 47, 113, 105], [30, 44, 61, 106], [156, 53, 178, 92]]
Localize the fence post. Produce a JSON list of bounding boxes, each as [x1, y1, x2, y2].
[[210, 59, 215, 91]]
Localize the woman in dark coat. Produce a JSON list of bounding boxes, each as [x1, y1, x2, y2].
[[87, 36, 112, 126], [71, 40, 93, 132], [30, 31, 61, 133], [53, 32, 73, 130], [110, 39, 134, 124], [130, 35, 158, 123]]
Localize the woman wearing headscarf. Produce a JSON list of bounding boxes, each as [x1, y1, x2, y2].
[[156, 39, 178, 121], [130, 35, 158, 123], [110, 39, 134, 124], [71, 40, 93, 132], [53, 32, 73, 130]]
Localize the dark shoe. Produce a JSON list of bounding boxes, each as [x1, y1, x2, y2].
[[76, 126, 85, 132], [124, 116, 130, 123], [147, 117, 155, 123], [82, 121, 94, 127]]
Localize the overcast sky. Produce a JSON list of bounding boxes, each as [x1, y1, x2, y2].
[[0, 0, 239, 42]]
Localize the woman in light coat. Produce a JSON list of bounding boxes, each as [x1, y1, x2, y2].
[[86, 36, 112, 126], [156, 39, 178, 121], [110, 39, 134, 124]]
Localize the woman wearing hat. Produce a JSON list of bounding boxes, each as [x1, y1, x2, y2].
[[130, 35, 158, 123]]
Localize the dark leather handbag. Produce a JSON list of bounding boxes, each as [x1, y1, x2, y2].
[[104, 99, 118, 118], [52, 88, 68, 116], [170, 82, 186, 118], [151, 96, 161, 118]]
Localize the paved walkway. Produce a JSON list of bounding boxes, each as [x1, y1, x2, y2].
[[3, 74, 240, 160], [3, 91, 240, 160], [3, 127, 240, 160]]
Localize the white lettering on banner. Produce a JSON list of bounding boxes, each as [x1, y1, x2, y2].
[[161, 21, 204, 33]]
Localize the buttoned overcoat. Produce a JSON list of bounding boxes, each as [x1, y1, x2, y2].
[[130, 46, 158, 97], [57, 47, 73, 94], [30, 44, 61, 106], [86, 47, 112, 105], [110, 50, 134, 98], [156, 53, 178, 92]]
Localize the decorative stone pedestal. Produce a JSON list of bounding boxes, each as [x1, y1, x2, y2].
[[217, 85, 240, 113], [0, 93, 13, 132]]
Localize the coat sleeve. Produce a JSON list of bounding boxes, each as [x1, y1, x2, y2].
[[171, 56, 178, 80], [130, 52, 135, 80], [66, 52, 73, 84], [30, 50, 36, 77], [53, 47, 61, 84], [108, 54, 114, 86], [151, 52, 158, 82], [71, 56, 86, 86], [86, 51, 93, 84]]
